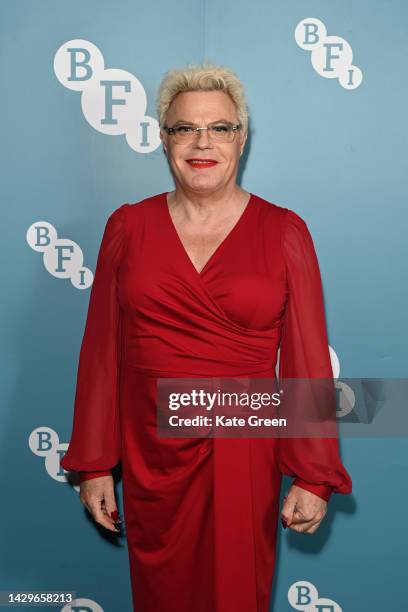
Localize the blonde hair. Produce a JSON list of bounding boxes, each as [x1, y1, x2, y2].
[[156, 61, 249, 136]]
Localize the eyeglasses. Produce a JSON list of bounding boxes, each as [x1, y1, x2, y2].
[[162, 121, 241, 144]]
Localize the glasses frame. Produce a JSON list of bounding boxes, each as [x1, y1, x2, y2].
[[162, 121, 241, 144]]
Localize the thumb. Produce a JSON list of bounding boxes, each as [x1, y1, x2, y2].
[[281, 495, 296, 527], [103, 487, 122, 525]]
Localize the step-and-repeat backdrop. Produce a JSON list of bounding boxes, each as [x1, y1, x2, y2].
[[1, 1, 406, 610]]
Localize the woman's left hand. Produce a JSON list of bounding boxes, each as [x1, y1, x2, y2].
[[281, 484, 327, 534]]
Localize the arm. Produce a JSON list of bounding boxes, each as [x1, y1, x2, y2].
[[277, 208, 352, 503], [60, 204, 128, 481]]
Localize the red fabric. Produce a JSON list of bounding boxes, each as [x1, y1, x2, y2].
[[78, 471, 111, 483], [276, 206, 352, 506], [60, 192, 352, 612], [292, 478, 333, 503]]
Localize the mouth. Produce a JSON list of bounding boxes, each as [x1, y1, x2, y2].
[[186, 158, 219, 168]]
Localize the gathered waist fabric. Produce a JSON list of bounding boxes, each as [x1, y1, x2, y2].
[[122, 311, 282, 379], [122, 361, 278, 379]]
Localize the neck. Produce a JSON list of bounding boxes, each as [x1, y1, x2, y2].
[[168, 184, 248, 217]]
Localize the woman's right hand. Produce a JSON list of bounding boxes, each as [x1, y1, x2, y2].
[[79, 474, 122, 533]]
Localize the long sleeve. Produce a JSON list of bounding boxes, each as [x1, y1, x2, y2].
[[60, 204, 128, 481], [277, 208, 352, 502]]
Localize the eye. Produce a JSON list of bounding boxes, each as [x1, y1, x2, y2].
[[175, 125, 194, 133], [212, 124, 230, 132]]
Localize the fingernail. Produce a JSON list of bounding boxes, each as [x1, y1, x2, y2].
[[281, 517, 287, 529]]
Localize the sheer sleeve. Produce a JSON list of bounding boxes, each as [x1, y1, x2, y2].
[[277, 208, 352, 502], [60, 204, 128, 482]]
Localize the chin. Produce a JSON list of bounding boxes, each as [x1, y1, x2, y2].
[[189, 179, 220, 192], [188, 175, 221, 190]]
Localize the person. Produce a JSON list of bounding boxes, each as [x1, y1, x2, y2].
[[60, 61, 352, 612]]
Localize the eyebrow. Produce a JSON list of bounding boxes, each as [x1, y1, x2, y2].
[[171, 118, 237, 126]]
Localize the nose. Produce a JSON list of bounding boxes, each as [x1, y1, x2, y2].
[[194, 128, 213, 148]]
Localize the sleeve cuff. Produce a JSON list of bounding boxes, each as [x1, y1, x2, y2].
[[292, 478, 333, 502], [79, 470, 111, 483]]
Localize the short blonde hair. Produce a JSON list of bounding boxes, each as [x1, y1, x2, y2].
[[156, 61, 249, 136]]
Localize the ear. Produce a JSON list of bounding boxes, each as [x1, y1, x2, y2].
[[240, 131, 248, 156], [160, 130, 168, 155]]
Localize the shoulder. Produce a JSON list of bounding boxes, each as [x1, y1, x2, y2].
[[282, 208, 311, 243], [109, 191, 165, 219], [251, 194, 317, 267], [251, 192, 286, 218], [122, 192, 165, 219], [107, 192, 166, 237], [251, 193, 309, 233]]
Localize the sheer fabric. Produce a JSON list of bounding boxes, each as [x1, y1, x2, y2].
[[277, 210, 352, 502], [60, 206, 128, 480]]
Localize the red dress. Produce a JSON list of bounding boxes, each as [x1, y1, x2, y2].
[[60, 191, 352, 612]]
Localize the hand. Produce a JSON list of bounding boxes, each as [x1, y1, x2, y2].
[[79, 474, 122, 533], [281, 484, 327, 534]]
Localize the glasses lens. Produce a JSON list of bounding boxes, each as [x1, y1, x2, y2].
[[209, 124, 235, 142], [173, 126, 195, 143]]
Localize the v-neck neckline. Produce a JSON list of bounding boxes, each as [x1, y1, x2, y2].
[[162, 191, 254, 278]]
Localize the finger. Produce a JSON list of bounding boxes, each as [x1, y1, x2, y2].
[[79, 478, 122, 531], [289, 520, 314, 533], [102, 488, 122, 525], [290, 508, 315, 524], [90, 500, 120, 533], [290, 515, 323, 533], [281, 497, 297, 526], [100, 501, 118, 525], [300, 517, 323, 534], [101, 503, 122, 527], [288, 514, 314, 530], [291, 499, 326, 524], [303, 522, 320, 534], [304, 514, 325, 533]]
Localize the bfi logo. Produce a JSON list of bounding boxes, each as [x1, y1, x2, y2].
[[295, 18, 363, 89], [53, 39, 161, 153], [28, 426, 79, 490], [26, 221, 93, 289], [288, 580, 342, 611]]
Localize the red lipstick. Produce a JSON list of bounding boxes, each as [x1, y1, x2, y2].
[[186, 158, 218, 168]]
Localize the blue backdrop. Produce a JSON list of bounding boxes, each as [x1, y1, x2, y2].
[[1, 1, 406, 610]]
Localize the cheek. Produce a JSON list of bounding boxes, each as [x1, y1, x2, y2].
[[169, 147, 188, 164], [224, 151, 241, 167], [168, 151, 184, 169]]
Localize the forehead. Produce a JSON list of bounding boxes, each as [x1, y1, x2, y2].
[[166, 90, 238, 122]]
